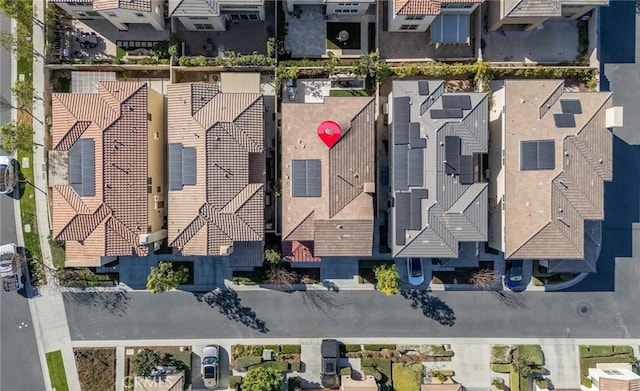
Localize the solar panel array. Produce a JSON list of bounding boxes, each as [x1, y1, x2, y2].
[[554, 113, 576, 128], [442, 95, 472, 110], [168, 143, 198, 190], [291, 159, 321, 197], [430, 108, 463, 119], [520, 140, 555, 170], [393, 96, 410, 145], [418, 81, 430, 96], [395, 188, 429, 245], [445, 136, 461, 175], [182, 147, 197, 186], [560, 99, 582, 114], [69, 138, 95, 196]]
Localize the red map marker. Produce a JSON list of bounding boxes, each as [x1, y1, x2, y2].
[[317, 120, 341, 148]]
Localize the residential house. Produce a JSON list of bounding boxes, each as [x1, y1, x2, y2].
[[586, 363, 640, 391], [48, 0, 165, 31], [49, 82, 166, 266], [388, 80, 489, 266], [488, 80, 622, 272], [166, 77, 265, 269], [281, 93, 376, 262], [341, 374, 379, 390], [388, 0, 483, 45], [284, 0, 375, 16], [487, 0, 608, 32], [169, 0, 265, 31]]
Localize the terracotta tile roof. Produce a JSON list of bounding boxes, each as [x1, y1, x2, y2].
[[93, 0, 152, 12], [395, 0, 482, 15], [281, 97, 376, 258], [282, 241, 322, 262], [167, 83, 264, 266], [503, 80, 613, 260], [600, 378, 640, 391], [51, 82, 150, 264]]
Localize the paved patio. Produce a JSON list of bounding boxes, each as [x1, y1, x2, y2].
[[174, 18, 272, 56], [481, 20, 579, 63], [285, 5, 374, 58]]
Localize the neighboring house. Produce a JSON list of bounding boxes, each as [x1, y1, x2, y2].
[[388, 0, 483, 45], [134, 368, 184, 391], [341, 374, 379, 390], [388, 80, 489, 266], [586, 363, 640, 391], [49, 82, 166, 266], [48, 0, 165, 31], [281, 94, 376, 262], [284, 0, 375, 15], [489, 80, 623, 272], [487, 0, 608, 32], [166, 78, 265, 269], [169, 0, 265, 31]]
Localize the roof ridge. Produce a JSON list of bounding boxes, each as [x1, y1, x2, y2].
[[171, 214, 206, 249], [55, 203, 111, 243], [199, 203, 261, 241], [107, 217, 140, 248], [54, 121, 92, 151], [220, 183, 262, 214], [402, 204, 458, 256], [284, 210, 315, 241], [56, 185, 91, 214]]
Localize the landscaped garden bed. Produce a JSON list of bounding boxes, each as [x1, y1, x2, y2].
[[231, 344, 302, 372], [231, 267, 320, 286], [125, 346, 192, 389], [432, 261, 494, 284], [46, 350, 69, 391], [74, 347, 116, 391], [58, 268, 118, 287], [490, 345, 545, 391], [579, 345, 636, 385]]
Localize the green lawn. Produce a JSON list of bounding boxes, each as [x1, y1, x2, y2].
[[516, 345, 544, 366], [579, 345, 636, 383], [46, 351, 69, 391], [392, 363, 422, 391], [329, 89, 369, 97]]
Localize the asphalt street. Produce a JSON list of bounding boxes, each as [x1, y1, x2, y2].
[[0, 13, 46, 391]]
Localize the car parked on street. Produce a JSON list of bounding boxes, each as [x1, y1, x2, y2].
[[504, 260, 526, 292], [321, 339, 340, 389], [0, 156, 17, 195], [202, 345, 220, 389], [407, 258, 424, 286]]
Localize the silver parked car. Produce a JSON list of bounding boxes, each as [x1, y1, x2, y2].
[[407, 258, 424, 286], [202, 345, 220, 389]]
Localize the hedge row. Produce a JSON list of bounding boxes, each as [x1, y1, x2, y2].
[[363, 344, 397, 351]]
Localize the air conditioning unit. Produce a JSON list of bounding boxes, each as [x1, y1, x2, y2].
[[382, 103, 389, 115], [139, 234, 151, 245], [154, 194, 160, 202]]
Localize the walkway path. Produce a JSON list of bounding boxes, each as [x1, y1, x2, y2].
[[29, 2, 82, 390]]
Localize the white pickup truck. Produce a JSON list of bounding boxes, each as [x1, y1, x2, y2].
[[0, 243, 23, 291]]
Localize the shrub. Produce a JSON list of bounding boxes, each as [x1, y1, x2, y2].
[[490, 364, 513, 373], [281, 345, 301, 354], [532, 277, 544, 286], [290, 361, 301, 372], [363, 344, 396, 351], [262, 345, 281, 353], [516, 345, 544, 366], [535, 377, 549, 388], [234, 356, 262, 371], [373, 263, 401, 295], [345, 344, 361, 353], [582, 377, 592, 387], [492, 377, 505, 390], [491, 345, 511, 364], [428, 345, 453, 357], [249, 361, 289, 372], [362, 366, 382, 381], [229, 376, 243, 388], [340, 366, 352, 376], [288, 376, 302, 391], [431, 370, 454, 377]]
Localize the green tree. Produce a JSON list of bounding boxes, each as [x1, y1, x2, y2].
[[373, 263, 401, 295], [11, 79, 40, 110], [264, 248, 282, 264], [146, 261, 188, 294], [0, 120, 32, 153], [132, 349, 161, 377], [241, 366, 284, 391]]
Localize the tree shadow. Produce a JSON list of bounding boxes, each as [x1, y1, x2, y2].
[[64, 288, 131, 317], [194, 289, 269, 333], [491, 291, 527, 309], [400, 290, 456, 327], [297, 289, 341, 318]]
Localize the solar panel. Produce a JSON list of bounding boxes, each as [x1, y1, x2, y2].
[[459, 155, 473, 185], [395, 192, 410, 230], [418, 81, 430, 96], [410, 137, 426, 149], [182, 147, 197, 186], [520, 140, 555, 170], [393, 145, 408, 190], [168, 143, 184, 191], [81, 139, 95, 196], [306, 159, 321, 197], [396, 228, 406, 246], [410, 194, 422, 230], [560, 99, 582, 114], [445, 136, 461, 175], [291, 160, 321, 197], [442, 95, 472, 110], [411, 188, 428, 199], [537, 140, 555, 170], [69, 142, 82, 185], [430, 108, 463, 119], [409, 122, 420, 141], [554, 113, 576, 128], [408, 148, 424, 187], [393, 97, 410, 145]]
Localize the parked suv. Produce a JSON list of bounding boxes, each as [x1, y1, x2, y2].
[[0, 156, 17, 195], [321, 339, 340, 389]]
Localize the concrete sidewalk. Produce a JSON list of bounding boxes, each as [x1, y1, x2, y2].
[[28, 1, 82, 390], [70, 337, 640, 390]]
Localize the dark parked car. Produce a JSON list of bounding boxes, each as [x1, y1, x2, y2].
[[321, 339, 340, 389], [286, 78, 297, 100], [504, 260, 526, 292]]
